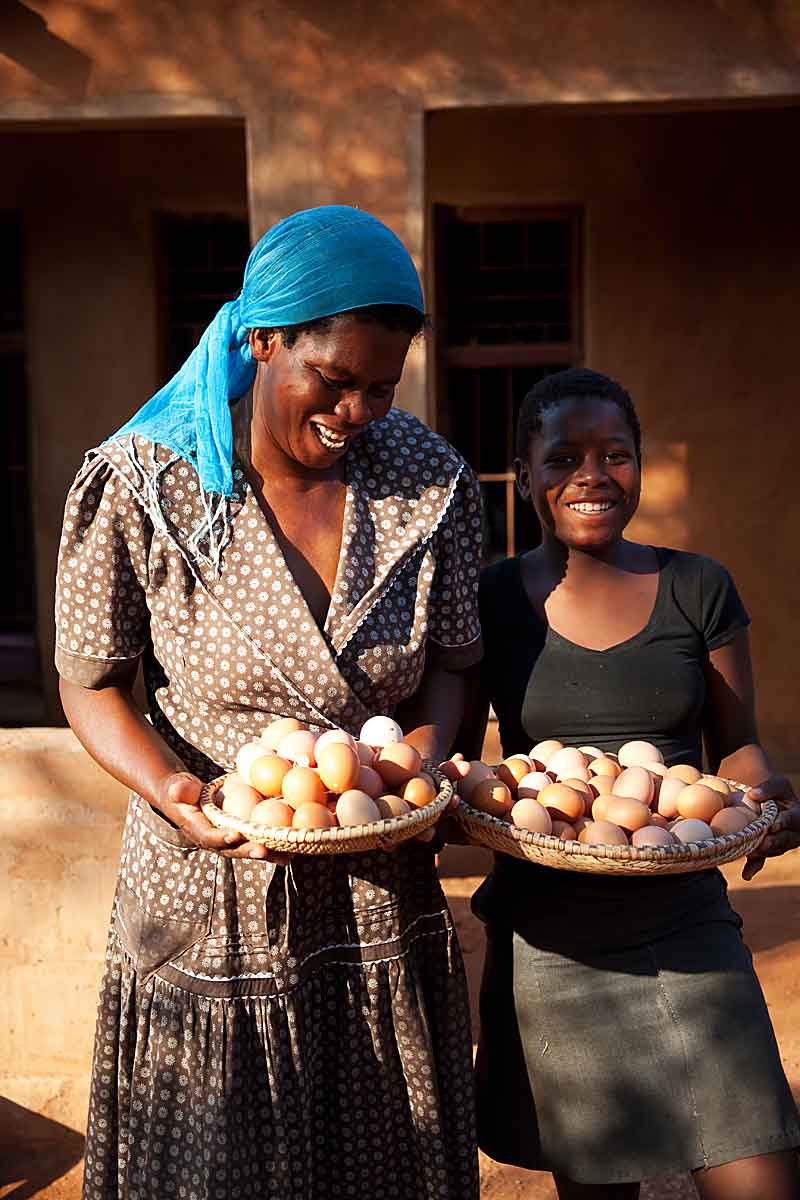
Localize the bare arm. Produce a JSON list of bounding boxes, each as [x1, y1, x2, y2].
[[394, 662, 468, 763], [703, 630, 800, 879], [59, 672, 274, 859]]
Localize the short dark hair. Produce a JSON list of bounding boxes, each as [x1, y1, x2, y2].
[[516, 367, 642, 463], [257, 303, 426, 349]]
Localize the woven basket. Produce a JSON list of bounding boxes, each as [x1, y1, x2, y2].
[[200, 764, 452, 855], [453, 784, 778, 875]]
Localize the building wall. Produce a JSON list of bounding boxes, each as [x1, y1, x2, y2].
[[427, 104, 800, 768], [0, 125, 248, 715]]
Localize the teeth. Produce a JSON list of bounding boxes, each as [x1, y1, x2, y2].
[[568, 502, 614, 513], [312, 423, 348, 451]]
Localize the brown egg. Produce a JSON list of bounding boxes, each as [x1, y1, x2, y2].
[[710, 806, 754, 835], [676, 783, 724, 823], [537, 782, 585, 824], [357, 765, 384, 799], [631, 825, 676, 848], [671, 817, 714, 843], [471, 778, 514, 819], [573, 816, 592, 835], [510, 797, 552, 834], [547, 747, 589, 778], [219, 776, 262, 820], [496, 757, 532, 793], [292, 803, 336, 830], [551, 820, 577, 841], [665, 763, 702, 785], [355, 740, 377, 766], [516, 771, 552, 800], [612, 766, 654, 806], [315, 728, 358, 757], [235, 740, 276, 784], [556, 765, 592, 784], [654, 776, 684, 819], [579, 820, 629, 846], [588, 756, 621, 779], [335, 789, 382, 825], [375, 794, 412, 819], [281, 765, 328, 809], [277, 729, 319, 767], [588, 774, 615, 798], [605, 796, 652, 833], [250, 797, 294, 827], [649, 762, 669, 778], [578, 745, 604, 760], [649, 813, 671, 829], [618, 740, 664, 768], [261, 717, 305, 750], [559, 777, 593, 800], [591, 794, 613, 821], [459, 760, 496, 801], [317, 742, 361, 793], [376, 742, 423, 789], [700, 775, 732, 801], [403, 774, 438, 809], [529, 739, 564, 768], [249, 754, 293, 798]]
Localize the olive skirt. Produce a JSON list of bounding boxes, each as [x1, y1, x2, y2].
[[475, 919, 800, 1185]]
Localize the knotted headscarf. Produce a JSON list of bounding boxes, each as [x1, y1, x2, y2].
[[110, 205, 424, 499]]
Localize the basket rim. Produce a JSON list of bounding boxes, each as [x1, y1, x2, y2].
[[201, 762, 452, 848], [456, 779, 777, 868]]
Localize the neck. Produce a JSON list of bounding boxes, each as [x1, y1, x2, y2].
[[537, 532, 637, 583], [232, 390, 344, 493]]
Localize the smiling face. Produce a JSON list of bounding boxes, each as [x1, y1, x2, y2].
[[516, 395, 641, 553], [249, 314, 413, 473]]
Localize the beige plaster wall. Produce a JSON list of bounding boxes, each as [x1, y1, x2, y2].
[[0, 728, 127, 1132], [0, 125, 248, 717], [427, 104, 800, 769]]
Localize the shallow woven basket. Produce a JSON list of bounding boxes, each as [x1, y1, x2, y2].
[[201, 763, 452, 854], [454, 783, 778, 875]]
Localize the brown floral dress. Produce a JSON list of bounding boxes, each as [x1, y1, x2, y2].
[[55, 408, 483, 1200]]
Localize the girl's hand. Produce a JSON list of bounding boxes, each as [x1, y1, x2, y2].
[[742, 775, 800, 880], [155, 772, 291, 863]]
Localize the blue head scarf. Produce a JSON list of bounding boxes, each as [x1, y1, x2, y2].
[[111, 205, 424, 499]]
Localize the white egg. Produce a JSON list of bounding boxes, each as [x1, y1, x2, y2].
[[359, 716, 404, 750]]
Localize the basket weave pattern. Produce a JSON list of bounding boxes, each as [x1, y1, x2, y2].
[[201, 764, 452, 855], [454, 786, 778, 875]]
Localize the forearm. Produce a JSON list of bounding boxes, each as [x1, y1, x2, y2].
[[59, 676, 185, 811], [394, 665, 466, 763]]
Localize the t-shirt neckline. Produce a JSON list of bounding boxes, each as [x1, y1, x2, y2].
[[514, 546, 668, 655]]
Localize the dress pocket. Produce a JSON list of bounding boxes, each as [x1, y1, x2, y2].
[[113, 793, 217, 979]]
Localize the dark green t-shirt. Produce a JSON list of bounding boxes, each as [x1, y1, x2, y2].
[[473, 547, 751, 953]]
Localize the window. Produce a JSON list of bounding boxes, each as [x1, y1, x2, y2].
[[434, 206, 582, 562]]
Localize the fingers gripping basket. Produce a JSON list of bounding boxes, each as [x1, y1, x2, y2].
[[454, 788, 778, 876], [201, 764, 452, 855]]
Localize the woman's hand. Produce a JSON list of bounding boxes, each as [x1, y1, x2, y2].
[[742, 775, 800, 880], [155, 772, 291, 863]]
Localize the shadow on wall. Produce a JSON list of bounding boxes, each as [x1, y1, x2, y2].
[[0, 1097, 84, 1199], [0, 3, 92, 96]]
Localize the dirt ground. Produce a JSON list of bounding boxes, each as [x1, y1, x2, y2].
[[3, 851, 799, 1200]]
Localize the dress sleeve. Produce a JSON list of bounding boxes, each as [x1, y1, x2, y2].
[[425, 464, 484, 670], [699, 556, 751, 651], [55, 452, 152, 687]]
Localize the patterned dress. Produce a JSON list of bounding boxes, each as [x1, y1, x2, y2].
[[55, 408, 483, 1200]]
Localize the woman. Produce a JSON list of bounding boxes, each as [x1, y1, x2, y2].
[[457, 368, 800, 1199], [56, 205, 482, 1199]]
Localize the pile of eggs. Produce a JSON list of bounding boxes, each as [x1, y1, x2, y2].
[[453, 739, 760, 848], [217, 715, 439, 832]]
